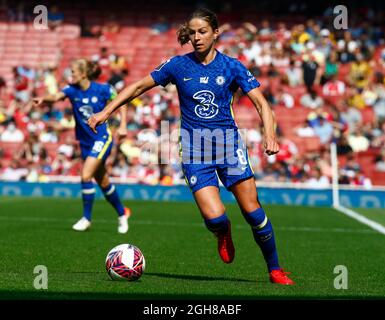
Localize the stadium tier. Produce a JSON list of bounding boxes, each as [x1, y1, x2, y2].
[[0, 1, 385, 187]]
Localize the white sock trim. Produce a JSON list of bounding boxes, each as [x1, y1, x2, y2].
[[252, 216, 268, 230], [82, 188, 96, 194], [105, 185, 115, 196]]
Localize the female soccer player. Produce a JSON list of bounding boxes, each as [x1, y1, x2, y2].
[[33, 59, 131, 234], [88, 9, 294, 285]]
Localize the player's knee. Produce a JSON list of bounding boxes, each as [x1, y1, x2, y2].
[[81, 172, 93, 182], [240, 200, 261, 214], [97, 179, 110, 189], [202, 204, 226, 218]]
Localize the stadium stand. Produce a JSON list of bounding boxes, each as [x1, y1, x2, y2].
[[0, 0, 385, 187]]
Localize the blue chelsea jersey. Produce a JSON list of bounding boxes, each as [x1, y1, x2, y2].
[[62, 82, 116, 145], [150, 50, 260, 132]]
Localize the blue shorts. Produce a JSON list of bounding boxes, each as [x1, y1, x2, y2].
[[181, 147, 254, 193], [80, 137, 113, 162]]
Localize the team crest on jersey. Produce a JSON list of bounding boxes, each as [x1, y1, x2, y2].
[[216, 76, 225, 86], [193, 90, 219, 119], [91, 96, 98, 103]]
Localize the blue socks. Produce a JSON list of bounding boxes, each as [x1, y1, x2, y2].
[[81, 181, 95, 221], [204, 213, 229, 234], [242, 207, 280, 272], [101, 184, 125, 217]]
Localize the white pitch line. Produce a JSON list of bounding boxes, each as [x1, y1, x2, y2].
[[0, 215, 376, 234], [334, 205, 385, 235]]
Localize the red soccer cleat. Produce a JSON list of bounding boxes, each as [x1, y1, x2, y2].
[[269, 269, 294, 285], [215, 222, 235, 264], [124, 207, 132, 218]]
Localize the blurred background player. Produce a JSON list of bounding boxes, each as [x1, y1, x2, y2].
[[33, 59, 131, 233], [88, 8, 294, 285]]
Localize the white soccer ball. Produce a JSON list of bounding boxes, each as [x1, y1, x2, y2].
[[105, 244, 145, 281]]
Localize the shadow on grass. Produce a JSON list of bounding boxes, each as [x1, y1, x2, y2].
[[144, 272, 257, 283]]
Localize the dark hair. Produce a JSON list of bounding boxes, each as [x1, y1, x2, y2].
[[73, 59, 101, 80], [177, 8, 219, 46]]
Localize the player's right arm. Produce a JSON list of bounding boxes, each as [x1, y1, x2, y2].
[[32, 92, 66, 107], [88, 75, 157, 132]]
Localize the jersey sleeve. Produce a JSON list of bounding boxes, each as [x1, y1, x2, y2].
[[106, 84, 117, 101], [61, 85, 74, 99], [150, 57, 177, 87], [232, 60, 260, 94]]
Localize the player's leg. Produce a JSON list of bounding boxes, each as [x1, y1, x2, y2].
[[230, 177, 294, 285], [193, 186, 235, 264], [182, 162, 235, 263], [72, 156, 102, 231], [94, 164, 131, 234]]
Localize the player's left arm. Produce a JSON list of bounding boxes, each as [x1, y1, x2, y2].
[[106, 85, 127, 137], [247, 87, 279, 156]]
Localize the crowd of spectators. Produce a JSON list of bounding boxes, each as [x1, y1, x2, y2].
[[0, 5, 385, 188]]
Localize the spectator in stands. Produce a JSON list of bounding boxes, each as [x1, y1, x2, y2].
[[305, 167, 330, 188], [351, 169, 373, 189], [347, 126, 370, 152], [13, 67, 30, 103], [0, 76, 6, 99], [322, 74, 346, 97], [275, 88, 294, 108], [348, 52, 372, 90], [0, 99, 10, 125], [48, 5, 64, 30], [92, 47, 112, 83], [1, 158, 28, 181], [151, 15, 171, 35], [294, 120, 315, 138], [300, 88, 324, 109], [39, 124, 58, 143], [340, 102, 363, 131], [375, 149, 385, 172], [111, 152, 130, 178], [312, 115, 334, 144], [259, 19, 272, 37], [43, 65, 59, 95], [336, 31, 358, 64], [301, 52, 321, 92], [59, 108, 75, 130], [336, 134, 354, 156], [0, 121, 24, 142], [347, 87, 366, 110], [284, 59, 302, 87], [321, 50, 339, 84]]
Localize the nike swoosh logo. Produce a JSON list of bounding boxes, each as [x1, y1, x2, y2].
[[183, 78, 193, 81]]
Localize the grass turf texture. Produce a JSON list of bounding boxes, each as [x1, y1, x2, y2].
[[0, 197, 385, 299]]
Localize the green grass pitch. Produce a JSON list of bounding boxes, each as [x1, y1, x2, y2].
[[0, 197, 385, 299]]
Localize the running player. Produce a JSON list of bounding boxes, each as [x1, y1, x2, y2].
[[33, 59, 131, 234], [88, 9, 294, 284]]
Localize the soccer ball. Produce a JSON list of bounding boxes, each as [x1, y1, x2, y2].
[[105, 244, 145, 281]]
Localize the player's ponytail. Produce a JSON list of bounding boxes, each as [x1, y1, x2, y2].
[[86, 61, 101, 81], [177, 23, 190, 46], [73, 58, 101, 81]]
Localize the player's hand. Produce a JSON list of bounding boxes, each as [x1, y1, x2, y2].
[[32, 97, 44, 107], [117, 125, 128, 140], [88, 111, 108, 133], [263, 135, 279, 156]]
